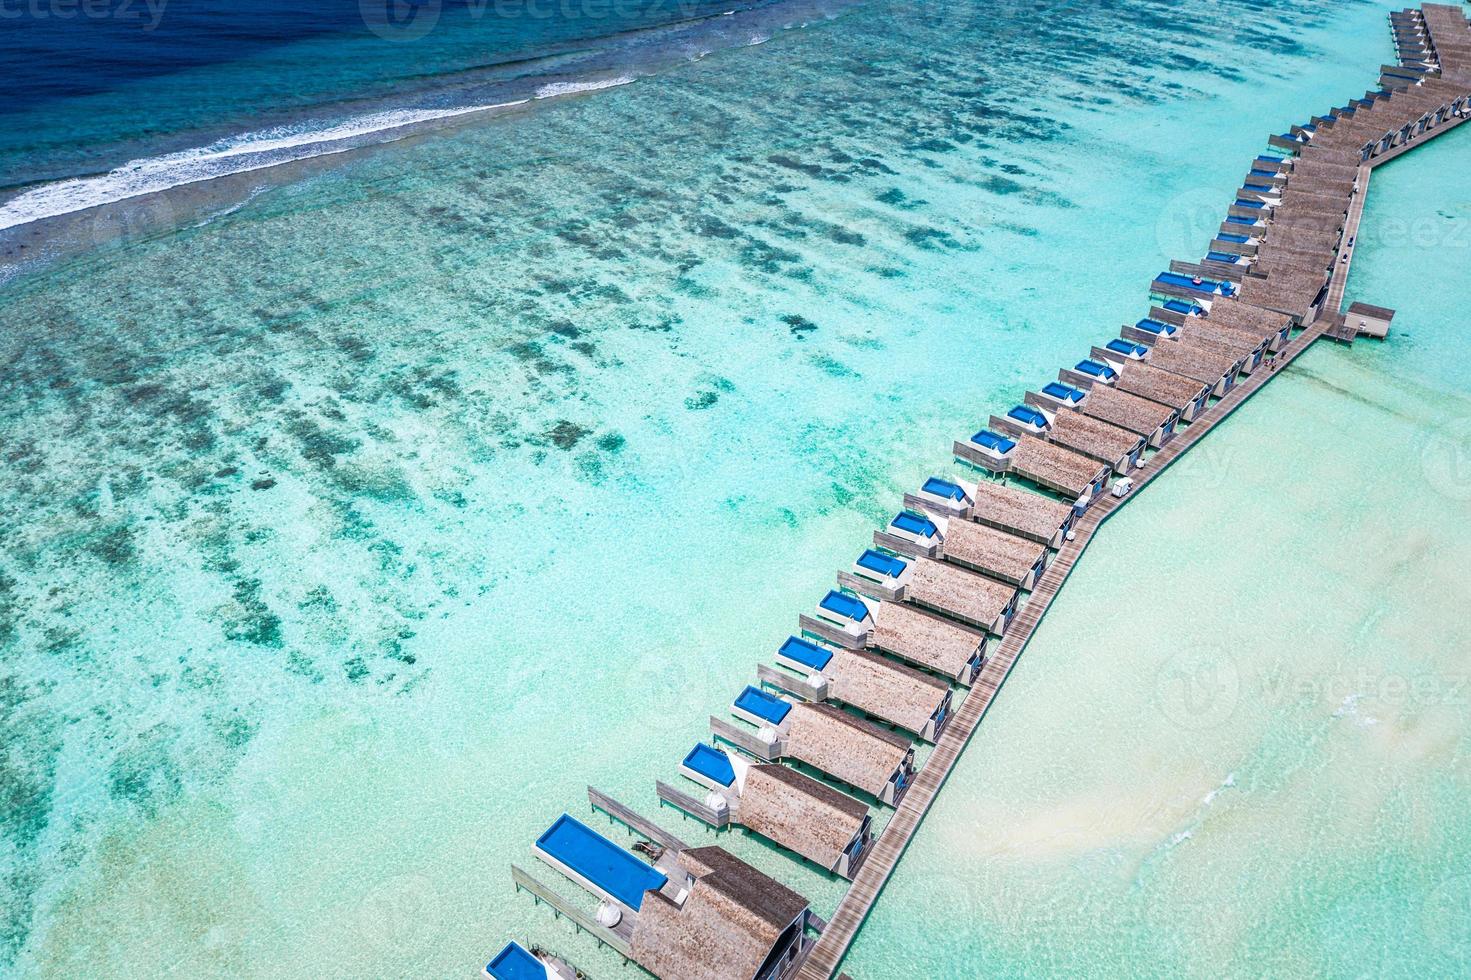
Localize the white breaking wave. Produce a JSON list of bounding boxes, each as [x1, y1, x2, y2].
[[533, 76, 635, 99], [0, 101, 529, 232]]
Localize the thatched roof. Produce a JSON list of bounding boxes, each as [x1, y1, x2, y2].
[[738, 764, 867, 870], [1146, 338, 1239, 383], [631, 846, 808, 980], [1256, 240, 1335, 268], [938, 519, 1046, 585], [1116, 361, 1209, 412], [1243, 276, 1318, 305], [785, 702, 911, 798], [1048, 408, 1144, 466], [1315, 118, 1407, 145], [1255, 252, 1332, 281], [1284, 173, 1356, 196], [1297, 144, 1364, 167], [1263, 224, 1340, 252], [1291, 159, 1360, 182], [906, 557, 1017, 630], [1237, 271, 1326, 319], [1274, 194, 1349, 219], [1177, 331, 1251, 365], [680, 847, 807, 926], [1012, 434, 1109, 497], [824, 648, 948, 735], [1183, 317, 1270, 352], [970, 479, 1072, 544], [1200, 298, 1291, 336], [1267, 210, 1344, 236], [871, 601, 984, 679], [1078, 383, 1175, 436]]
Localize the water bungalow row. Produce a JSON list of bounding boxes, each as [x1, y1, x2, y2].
[[493, 8, 1471, 979]]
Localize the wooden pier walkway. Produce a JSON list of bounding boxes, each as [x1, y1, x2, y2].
[[507, 7, 1471, 977], [794, 318, 1328, 980], [799, 47, 1468, 971]]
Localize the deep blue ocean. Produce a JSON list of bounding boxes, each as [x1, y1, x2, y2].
[[4, 0, 1471, 977], [0, 0, 773, 190]]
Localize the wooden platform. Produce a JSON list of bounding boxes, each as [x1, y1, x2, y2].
[[796, 29, 1471, 978], [795, 317, 1332, 980], [510, 8, 1471, 976]]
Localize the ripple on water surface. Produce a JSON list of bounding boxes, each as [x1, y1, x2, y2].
[[3, 0, 1469, 976]]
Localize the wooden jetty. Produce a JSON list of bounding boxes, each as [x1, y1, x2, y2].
[[510, 7, 1471, 976], [791, 11, 1470, 976], [794, 315, 1334, 980]]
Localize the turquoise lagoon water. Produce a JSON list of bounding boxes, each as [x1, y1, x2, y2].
[[1, 0, 1468, 976], [843, 134, 1471, 978]]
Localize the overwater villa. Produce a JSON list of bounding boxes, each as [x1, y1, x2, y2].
[[1107, 359, 1213, 422], [799, 588, 989, 685], [713, 685, 917, 805], [1036, 379, 1179, 448], [1151, 298, 1293, 350], [954, 427, 1111, 512], [836, 546, 1019, 635], [764, 635, 953, 742], [484, 942, 577, 980], [1176, 317, 1273, 371], [1103, 338, 1242, 396], [996, 386, 1148, 472], [524, 813, 817, 978], [877, 510, 1047, 591], [902, 475, 1077, 547], [664, 743, 874, 879]]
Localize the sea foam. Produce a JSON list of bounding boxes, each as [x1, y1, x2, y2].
[[0, 101, 528, 232]]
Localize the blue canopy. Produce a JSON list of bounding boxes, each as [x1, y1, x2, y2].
[[1135, 318, 1176, 335], [1074, 360, 1117, 380], [1007, 405, 1048, 428], [1042, 382, 1084, 402]]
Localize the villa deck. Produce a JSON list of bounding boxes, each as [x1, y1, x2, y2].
[[513, 7, 1471, 977]]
